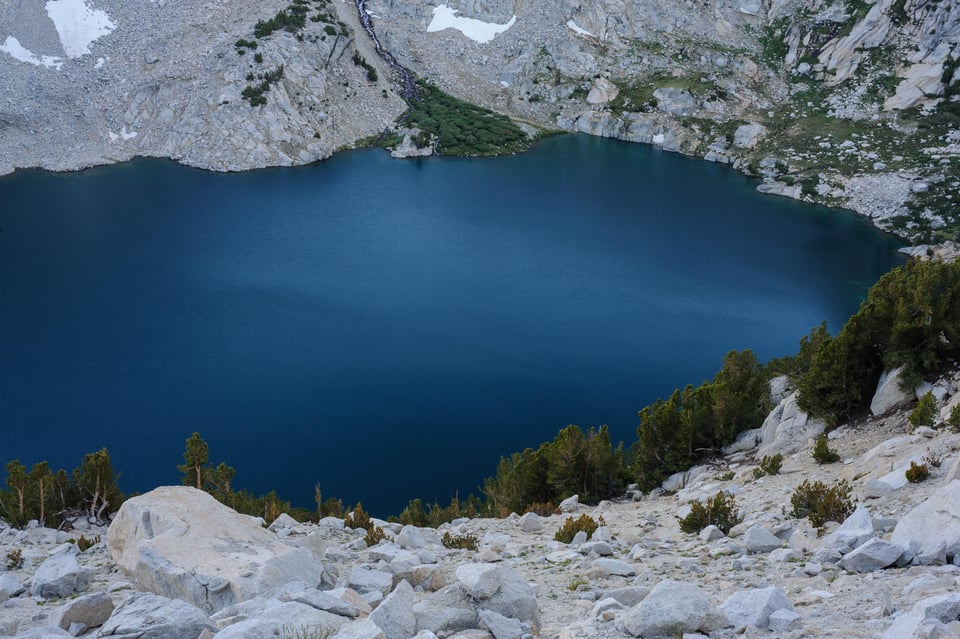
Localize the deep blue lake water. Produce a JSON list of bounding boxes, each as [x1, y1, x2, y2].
[[0, 135, 905, 516]]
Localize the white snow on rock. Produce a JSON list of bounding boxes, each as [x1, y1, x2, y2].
[[427, 5, 516, 44], [0, 36, 63, 69], [46, 0, 115, 58], [566, 21, 595, 37]]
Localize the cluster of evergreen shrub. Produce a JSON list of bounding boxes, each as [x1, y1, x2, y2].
[[254, 9, 307, 39], [481, 425, 629, 516], [633, 350, 771, 491], [795, 259, 960, 424], [405, 83, 531, 156]]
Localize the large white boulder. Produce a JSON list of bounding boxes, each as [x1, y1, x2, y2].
[[50, 592, 113, 632], [870, 367, 913, 416], [733, 123, 768, 150], [586, 77, 619, 105], [370, 580, 417, 639], [106, 486, 325, 612], [618, 580, 718, 637], [719, 586, 793, 631], [757, 392, 826, 457], [891, 480, 960, 560], [839, 538, 903, 572], [30, 545, 93, 599], [881, 593, 960, 639], [98, 592, 217, 639]]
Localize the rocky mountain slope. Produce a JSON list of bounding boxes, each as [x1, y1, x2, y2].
[[1, 0, 957, 241], [3, 366, 960, 638]]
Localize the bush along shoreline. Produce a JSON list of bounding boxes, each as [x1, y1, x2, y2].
[[4, 257, 960, 528]]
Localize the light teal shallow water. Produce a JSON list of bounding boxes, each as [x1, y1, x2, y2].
[[0, 134, 905, 515]]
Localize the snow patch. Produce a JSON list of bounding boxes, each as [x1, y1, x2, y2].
[[95, 56, 105, 68], [108, 126, 138, 142], [46, 0, 115, 58], [427, 5, 516, 44], [566, 20, 595, 37], [0, 36, 63, 69], [652, 133, 665, 144]]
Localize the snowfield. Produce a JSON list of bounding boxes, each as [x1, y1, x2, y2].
[[427, 5, 516, 44]]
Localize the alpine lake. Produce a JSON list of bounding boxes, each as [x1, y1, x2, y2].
[[0, 134, 906, 516]]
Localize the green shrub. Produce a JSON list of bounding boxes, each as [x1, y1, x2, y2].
[[909, 392, 937, 431], [405, 82, 531, 156], [812, 435, 840, 464], [759, 453, 784, 475], [6, 548, 22, 570], [716, 471, 735, 482], [948, 404, 960, 431], [789, 479, 853, 528], [364, 525, 386, 546], [678, 491, 741, 534], [554, 514, 604, 543], [344, 503, 372, 530], [441, 531, 479, 550], [905, 461, 930, 483]]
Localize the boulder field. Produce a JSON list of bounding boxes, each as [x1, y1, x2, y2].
[[3, 368, 960, 638]]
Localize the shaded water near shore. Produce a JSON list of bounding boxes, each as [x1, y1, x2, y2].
[[0, 135, 905, 515]]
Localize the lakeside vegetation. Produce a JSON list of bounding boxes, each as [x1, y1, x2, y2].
[[396, 82, 532, 156], [4, 258, 960, 528]]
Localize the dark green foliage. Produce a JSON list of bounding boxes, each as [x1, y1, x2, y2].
[[766, 322, 831, 382], [242, 65, 284, 107], [254, 9, 306, 38], [758, 453, 783, 476], [910, 392, 938, 431], [789, 479, 853, 528], [6, 548, 22, 570], [254, 52, 264, 64], [634, 350, 771, 490], [405, 82, 531, 156], [812, 435, 840, 464], [482, 425, 628, 516], [678, 491, 741, 534], [948, 404, 960, 432], [352, 51, 378, 82], [442, 531, 479, 550], [798, 260, 960, 424], [906, 461, 930, 483], [178, 432, 210, 489], [324, 24, 338, 36], [554, 514, 604, 543]]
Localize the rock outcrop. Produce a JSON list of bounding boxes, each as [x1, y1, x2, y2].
[[106, 486, 325, 612]]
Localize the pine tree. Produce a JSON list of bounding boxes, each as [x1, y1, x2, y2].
[[28, 461, 53, 526], [2, 460, 31, 527], [178, 432, 211, 490], [73, 448, 122, 521]]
